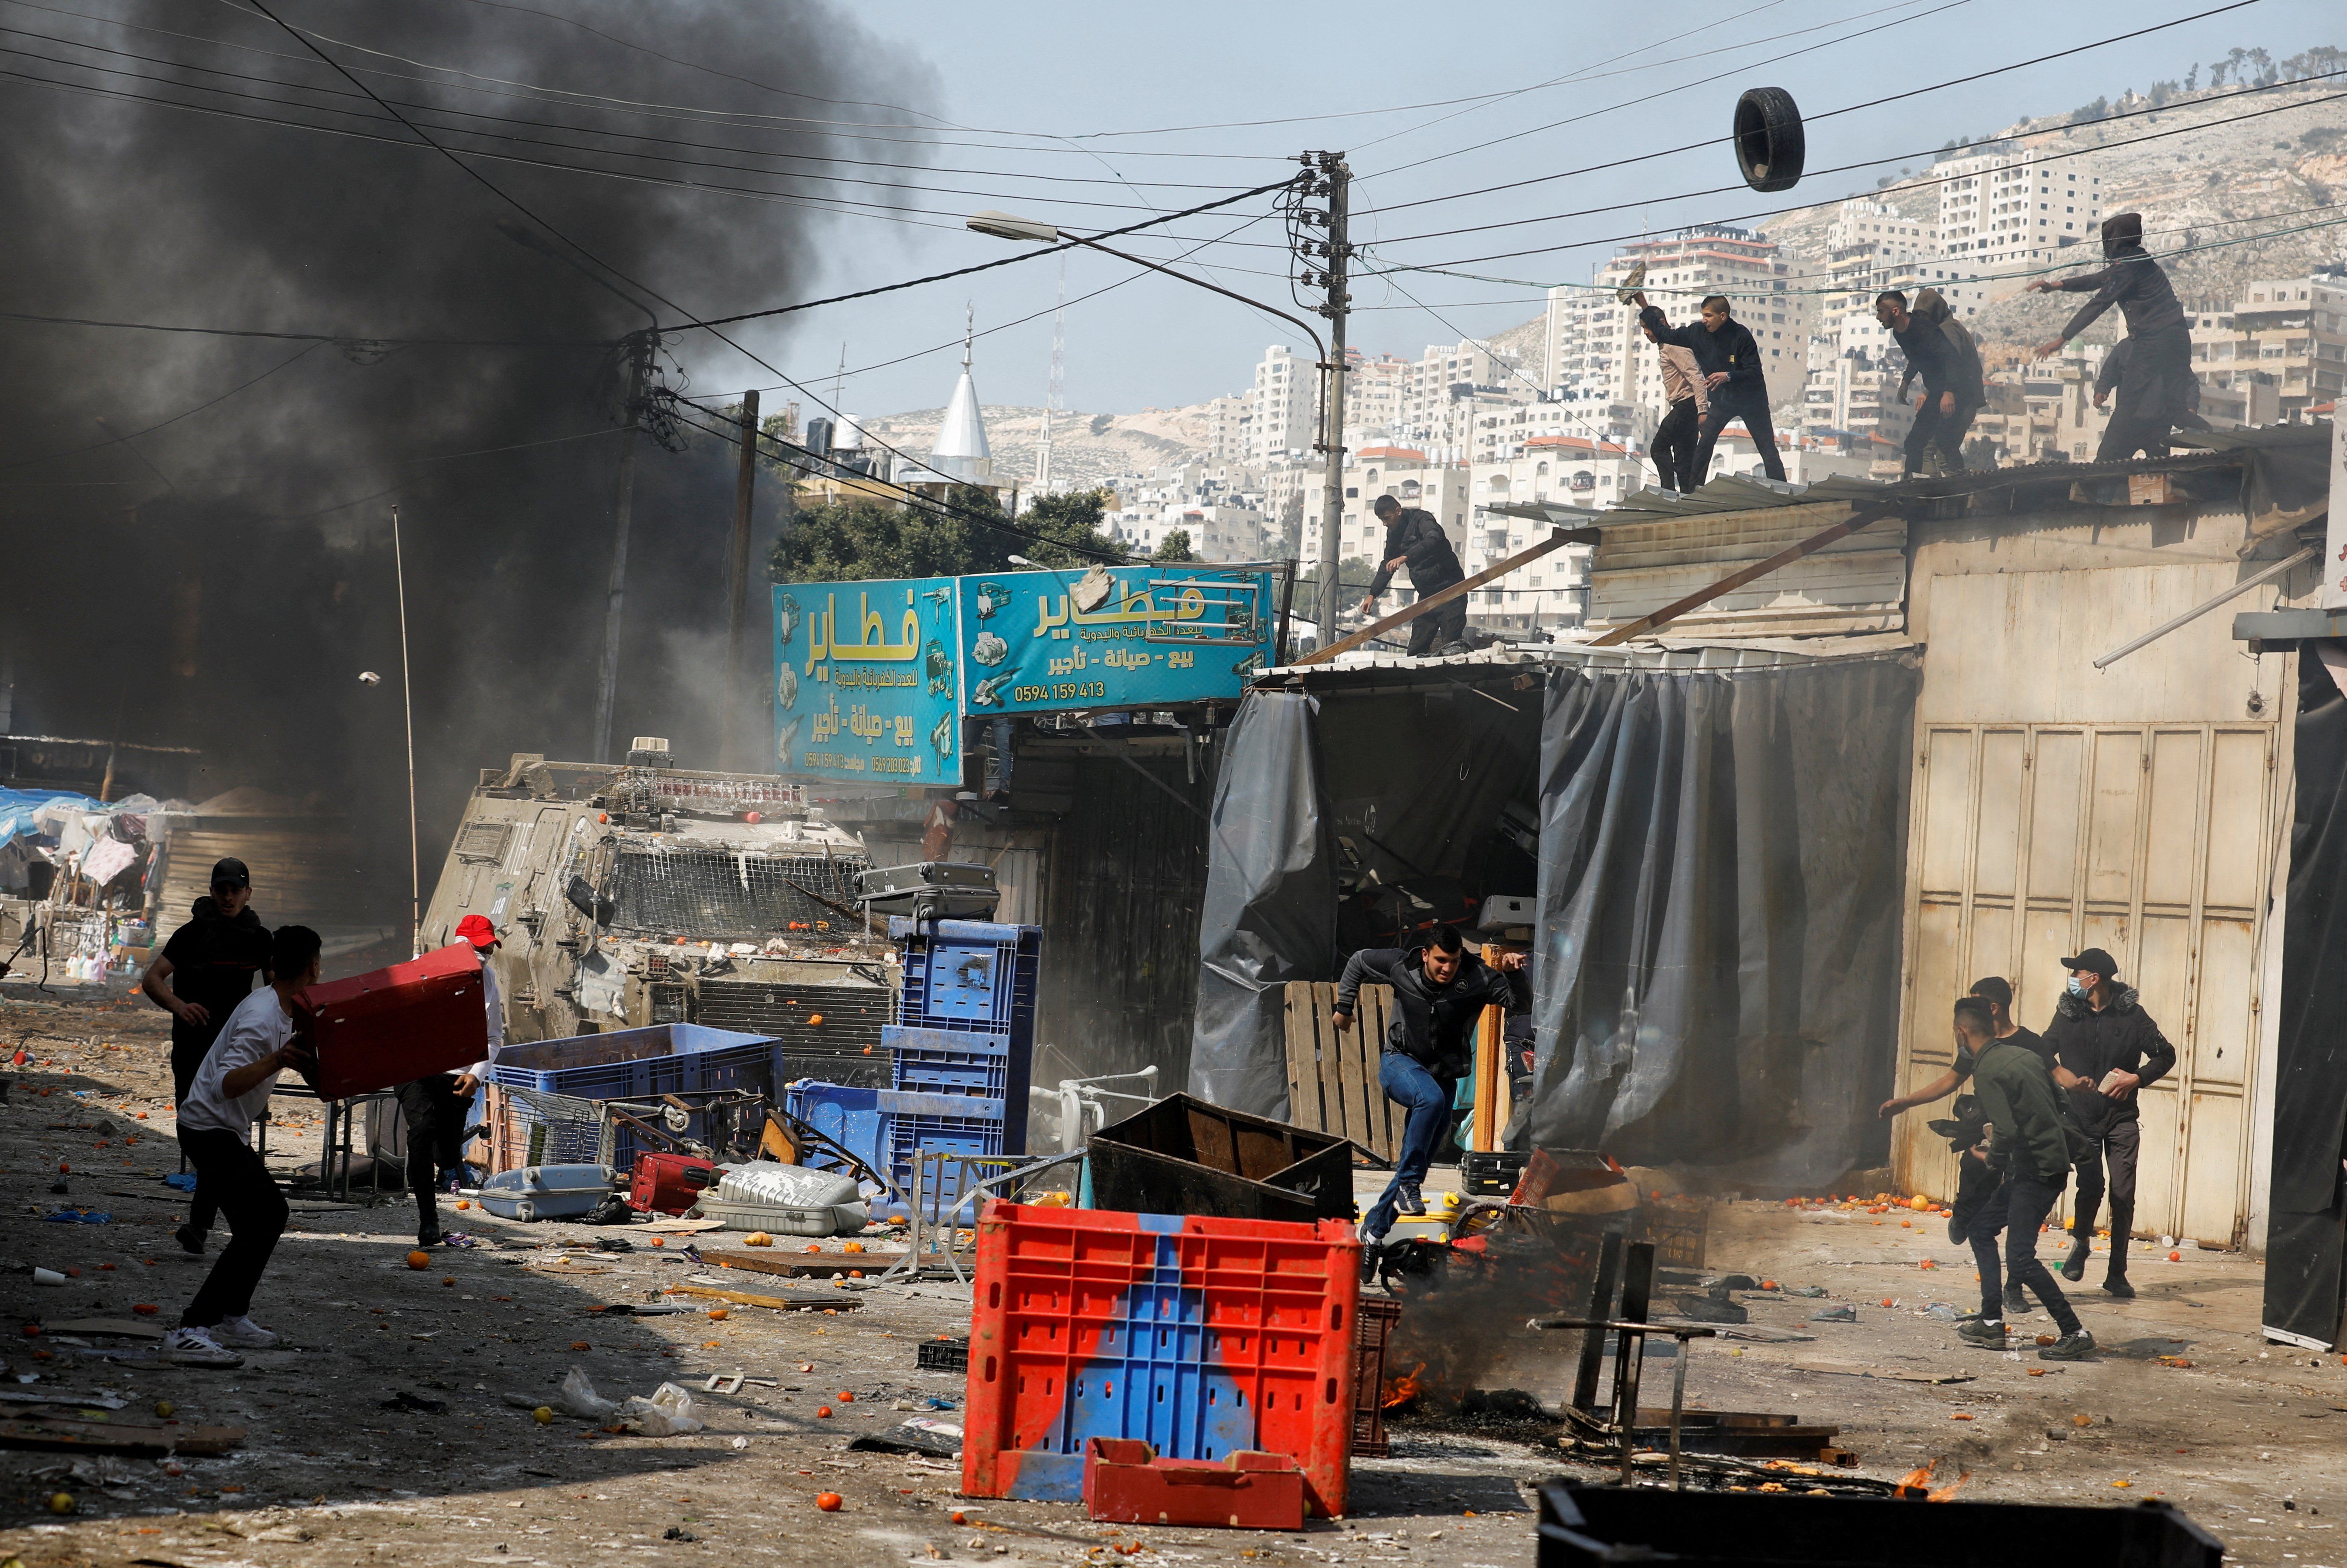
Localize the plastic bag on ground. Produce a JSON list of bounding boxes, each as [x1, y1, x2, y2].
[[557, 1366, 618, 1421], [619, 1382, 702, 1436]]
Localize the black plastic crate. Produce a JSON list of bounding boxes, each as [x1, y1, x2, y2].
[[916, 1337, 969, 1373], [1462, 1149, 1529, 1196]]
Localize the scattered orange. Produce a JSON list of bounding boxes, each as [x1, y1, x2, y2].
[[407, 1251, 432, 1270], [815, 1492, 842, 1511]]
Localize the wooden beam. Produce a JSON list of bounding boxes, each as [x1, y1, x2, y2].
[[1587, 505, 1900, 648], [1291, 525, 1603, 666]]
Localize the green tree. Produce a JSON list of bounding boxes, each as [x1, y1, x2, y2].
[[768, 485, 1125, 584], [1153, 529, 1196, 562]]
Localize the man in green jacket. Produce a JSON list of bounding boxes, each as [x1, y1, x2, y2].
[[1954, 996, 2095, 1360]]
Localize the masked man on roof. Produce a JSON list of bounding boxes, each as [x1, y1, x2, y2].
[[2027, 213, 2194, 462]]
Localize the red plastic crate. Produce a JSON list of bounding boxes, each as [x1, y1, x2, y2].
[[297, 943, 488, 1099], [961, 1200, 1361, 1518], [1081, 1437, 1306, 1530]]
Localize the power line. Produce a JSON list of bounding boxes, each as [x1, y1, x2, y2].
[[1365, 70, 2347, 269], [0, 305, 607, 346], [0, 341, 319, 472], [1366, 0, 2262, 214]]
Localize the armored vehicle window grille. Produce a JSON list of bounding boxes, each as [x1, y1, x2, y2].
[[606, 849, 867, 940], [455, 822, 514, 862], [695, 979, 891, 1085]]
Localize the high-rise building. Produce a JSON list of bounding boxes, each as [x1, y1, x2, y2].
[[1933, 148, 2102, 269], [1249, 344, 1317, 467]]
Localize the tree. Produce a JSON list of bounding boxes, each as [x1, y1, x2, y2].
[[1153, 529, 1196, 563], [2184, 63, 2198, 92], [767, 485, 1125, 584]]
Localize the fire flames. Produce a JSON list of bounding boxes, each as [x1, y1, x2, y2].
[[1382, 1364, 1426, 1411], [1896, 1459, 1971, 1501]]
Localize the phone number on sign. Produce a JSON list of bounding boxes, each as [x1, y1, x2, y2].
[[1013, 681, 1107, 703]]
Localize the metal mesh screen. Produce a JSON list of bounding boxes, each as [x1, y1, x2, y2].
[[606, 849, 866, 941]]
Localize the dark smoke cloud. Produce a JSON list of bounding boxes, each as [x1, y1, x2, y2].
[[0, 0, 936, 925]]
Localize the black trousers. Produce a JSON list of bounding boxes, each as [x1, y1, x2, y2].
[[1904, 396, 1979, 475], [2071, 1116, 2141, 1274], [2003, 1171, 2083, 1336], [2097, 324, 2193, 463], [1652, 398, 1701, 491], [1691, 392, 1786, 482], [1406, 595, 1467, 656], [398, 1074, 473, 1236], [178, 1127, 287, 1328], [171, 1035, 222, 1237]]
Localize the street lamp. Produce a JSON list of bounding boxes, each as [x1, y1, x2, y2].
[[967, 209, 1338, 652]]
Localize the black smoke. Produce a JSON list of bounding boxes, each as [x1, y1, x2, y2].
[[0, 0, 935, 927]]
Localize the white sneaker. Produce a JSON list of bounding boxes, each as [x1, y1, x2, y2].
[[163, 1326, 242, 1367], [214, 1315, 279, 1349]]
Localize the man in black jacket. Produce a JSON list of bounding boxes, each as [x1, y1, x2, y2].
[[1634, 292, 1786, 482], [1358, 493, 1466, 656], [2039, 946, 2176, 1297], [1333, 926, 1527, 1244], [1878, 289, 1985, 476], [141, 858, 272, 1256], [2027, 212, 2193, 461]]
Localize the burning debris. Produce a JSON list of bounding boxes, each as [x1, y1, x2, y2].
[[1895, 1459, 1973, 1502]]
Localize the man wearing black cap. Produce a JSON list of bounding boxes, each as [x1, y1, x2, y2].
[[2038, 946, 2175, 1297], [142, 858, 271, 1256], [2026, 213, 2194, 462]]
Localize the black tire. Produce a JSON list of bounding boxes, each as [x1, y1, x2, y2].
[[1734, 86, 1805, 192]]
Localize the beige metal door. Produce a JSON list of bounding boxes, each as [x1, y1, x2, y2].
[[1894, 721, 2274, 1248]]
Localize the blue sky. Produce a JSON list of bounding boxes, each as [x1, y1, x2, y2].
[[687, 0, 2345, 422]]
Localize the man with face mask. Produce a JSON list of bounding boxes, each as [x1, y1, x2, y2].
[[2026, 213, 2192, 462], [2038, 947, 2175, 1298]]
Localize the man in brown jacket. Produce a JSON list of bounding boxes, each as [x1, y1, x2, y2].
[[1644, 314, 1708, 492]]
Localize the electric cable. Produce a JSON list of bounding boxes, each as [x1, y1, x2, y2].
[[0, 341, 320, 472]]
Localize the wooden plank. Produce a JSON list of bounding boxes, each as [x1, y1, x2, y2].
[[1361, 987, 1394, 1160], [668, 1283, 865, 1312], [1290, 527, 1601, 665], [1472, 1003, 1503, 1151], [1313, 982, 1348, 1147], [0, 1416, 244, 1456], [705, 1250, 931, 1279], [1281, 985, 1321, 1132], [1331, 983, 1372, 1150]]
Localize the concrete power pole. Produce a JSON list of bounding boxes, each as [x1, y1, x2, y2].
[[1308, 153, 1351, 647], [593, 330, 653, 765], [722, 387, 761, 773]]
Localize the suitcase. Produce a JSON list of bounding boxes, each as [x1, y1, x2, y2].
[[478, 1164, 618, 1222], [628, 1152, 716, 1215], [297, 943, 490, 1099], [854, 861, 999, 920]]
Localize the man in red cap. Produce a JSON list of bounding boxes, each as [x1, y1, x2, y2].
[[398, 915, 502, 1245]]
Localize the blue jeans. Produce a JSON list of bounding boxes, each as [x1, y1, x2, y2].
[[1363, 1052, 1458, 1241]]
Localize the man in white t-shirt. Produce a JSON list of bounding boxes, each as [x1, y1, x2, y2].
[[161, 925, 320, 1367]]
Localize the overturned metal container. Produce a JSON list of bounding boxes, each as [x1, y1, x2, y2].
[[1084, 1092, 1354, 1224]]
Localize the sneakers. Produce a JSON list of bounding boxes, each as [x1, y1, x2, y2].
[[2003, 1286, 2033, 1316], [1395, 1184, 1426, 1218], [162, 1326, 242, 1367], [213, 1315, 279, 1349], [1957, 1318, 2007, 1348], [173, 1224, 206, 1256], [2059, 1235, 2091, 1283], [2102, 1272, 2136, 1299], [2037, 1330, 2098, 1361]]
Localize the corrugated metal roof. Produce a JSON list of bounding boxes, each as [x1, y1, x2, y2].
[[1261, 631, 1917, 686]]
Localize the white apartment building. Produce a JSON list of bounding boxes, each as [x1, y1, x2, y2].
[[1933, 148, 2102, 269], [1389, 339, 1532, 460], [1339, 349, 1410, 451], [1205, 393, 1252, 465], [1249, 344, 1318, 467], [1471, 399, 1642, 464]]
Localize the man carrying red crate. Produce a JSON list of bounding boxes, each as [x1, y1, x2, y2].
[[399, 913, 502, 1246], [1332, 927, 1527, 1262]]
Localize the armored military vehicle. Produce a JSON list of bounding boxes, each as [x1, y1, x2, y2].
[[419, 740, 898, 1086]]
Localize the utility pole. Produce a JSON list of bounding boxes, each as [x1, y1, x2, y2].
[[721, 388, 761, 773], [593, 330, 653, 765], [1304, 152, 1351, 647]]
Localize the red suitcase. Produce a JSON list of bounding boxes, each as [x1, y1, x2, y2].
[[297, 943, 490, 1099], [629, 1152, 715, 1215]]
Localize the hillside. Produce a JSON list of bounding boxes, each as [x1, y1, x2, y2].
[[850, 402, 1214, 489]]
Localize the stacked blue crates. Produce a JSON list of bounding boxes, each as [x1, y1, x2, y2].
[[879, 917, 1039, 1200], [488, 1022, 775, 1169]]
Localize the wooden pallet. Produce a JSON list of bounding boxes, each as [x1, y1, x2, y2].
[[1281, 981, 1399, 1161]]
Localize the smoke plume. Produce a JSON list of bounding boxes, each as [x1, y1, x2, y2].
[[0, 0, 935, 927]]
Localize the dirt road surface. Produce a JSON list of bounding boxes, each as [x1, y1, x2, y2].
[[2, 983, 2341, 1565]]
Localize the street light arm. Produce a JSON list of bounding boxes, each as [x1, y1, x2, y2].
[[1069, 236, 1325, 364]]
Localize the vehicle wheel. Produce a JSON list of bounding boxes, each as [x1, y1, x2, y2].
[[1734, 87, 1804, 192]]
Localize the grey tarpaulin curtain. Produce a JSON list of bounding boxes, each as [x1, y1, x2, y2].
[[1189, 691, 1331, 1120], [1529, 655, 1918, 1184]]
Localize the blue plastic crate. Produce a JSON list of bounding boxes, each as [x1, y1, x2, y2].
[[783, 1079, 885, 1179], [489, 1023, 775, 1100], [884, 1107, 1008, 1215], [885, 1023, 1012, 1099], [890, 919, 1040, 1042]]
